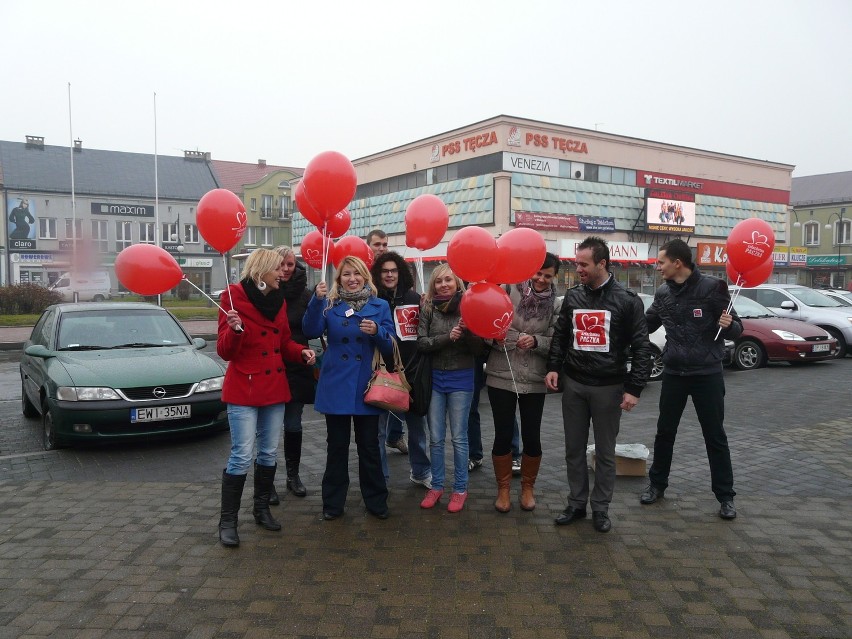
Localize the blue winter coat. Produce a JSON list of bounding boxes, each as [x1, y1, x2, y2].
[[302, 294, 395, 415]]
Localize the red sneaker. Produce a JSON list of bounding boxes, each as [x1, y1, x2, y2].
[[420, 489, 443, 509], [447, 491, 468, 513]]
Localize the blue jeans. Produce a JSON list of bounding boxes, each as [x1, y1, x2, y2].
[[427, 389, 472, 492], [225, 403, 286, 475], [378, 410, 431, 482], [283, 402, 304, 433]]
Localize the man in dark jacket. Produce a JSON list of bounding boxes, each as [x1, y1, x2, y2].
[[546, 236, 652, 533], [641, 239, 743, 519], [370, 252, 432, 489]]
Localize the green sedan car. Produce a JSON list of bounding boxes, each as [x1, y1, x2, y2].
[[20, 302, 228, 450]]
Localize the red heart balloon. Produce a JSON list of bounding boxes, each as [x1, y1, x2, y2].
[[487, 228, 547, 285], [461, 282, 514, 339], [302, 151, 357, 219], [405, 194, 449, 250], [295, 181, 324, 228], [323, 209, 351, 239], [726, 218, 775, 274], [301, 230, 332, 269], [332, 236, 373, 269], [196, 189, 247, 254], [447, 227, 498, 283], [115, 244, 183, 295]]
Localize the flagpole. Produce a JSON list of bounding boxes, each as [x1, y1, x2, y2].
[[68, 82, 77, 300], [154, 91, 161, 305]]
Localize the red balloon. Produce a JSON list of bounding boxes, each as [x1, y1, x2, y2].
[[295, 181, 323, 228], [323, 209, 351, 239], [447, 227, 498, 283], [726, 256, 773, 288], [301, 230, 332, 269], [461, 282, 515, 340], [115, 244, 183, 295], [405, 194, 449, 250], [196, 188, 247, 253], [302, 151, 357, 219], [726, 218, 776, 274], [332, 236, 373, 269], [487, 228, 547, 285]]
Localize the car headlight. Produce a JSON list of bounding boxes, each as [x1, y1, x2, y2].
[[771, 330, 805, 341], [57, 386, 121, 401], [196, 376, 224, 393]]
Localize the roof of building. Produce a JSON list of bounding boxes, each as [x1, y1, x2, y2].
[[210, 160, 303, 194], [0, 140, 220, 200], [791, 170, 852, 206]]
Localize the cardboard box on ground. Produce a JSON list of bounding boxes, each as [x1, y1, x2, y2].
[[586, 443, 649, 476]]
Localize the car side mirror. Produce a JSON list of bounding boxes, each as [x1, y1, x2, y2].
[[192, 337, 208, 350], [24, 344, 55, 359], [780, 301, 796, 310]]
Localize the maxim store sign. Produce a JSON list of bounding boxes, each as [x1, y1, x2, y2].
[[91, 202, 154, 217]]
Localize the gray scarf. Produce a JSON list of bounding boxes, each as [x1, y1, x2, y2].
[[339, 286, 372, 311], [516, 281, 555, 321]]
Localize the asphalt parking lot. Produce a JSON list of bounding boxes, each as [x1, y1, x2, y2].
[[0, 347, 850, 639]]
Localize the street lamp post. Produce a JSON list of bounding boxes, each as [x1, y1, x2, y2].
[[825, 209, 848, 288]]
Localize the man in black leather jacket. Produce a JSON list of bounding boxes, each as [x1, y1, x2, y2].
[[546, 236, 652, 533], [640, 239, 743, 520]]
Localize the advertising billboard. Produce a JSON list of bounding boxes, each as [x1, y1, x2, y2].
[[645, 188, 695, 234]]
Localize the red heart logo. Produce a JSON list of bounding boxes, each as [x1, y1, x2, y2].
[[401, 308, 419, 323], [578, 314, 600, 331], [747, 231, 769, 247], [232, 210, 247, 236], [492, 311, 513, 335], [305, 249, 320, 261]]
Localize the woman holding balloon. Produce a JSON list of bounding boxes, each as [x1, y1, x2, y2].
[[417, 264, 484, 513], [216, 249, 317, 547], [302, 256, 395, 521], [485, 252, 562, 513]]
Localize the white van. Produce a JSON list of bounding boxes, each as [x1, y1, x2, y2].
[[49, 271, 113, 302]]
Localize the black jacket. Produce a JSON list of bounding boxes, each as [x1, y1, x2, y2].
[[547, 276, 651, 396], [281, 264, 315, 404], [646, 268, 743, 376], [378, 286, 422, 370]]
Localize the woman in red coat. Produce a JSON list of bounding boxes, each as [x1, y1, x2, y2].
[[216, 249, 315, 547]]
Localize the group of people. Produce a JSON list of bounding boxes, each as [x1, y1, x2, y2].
[[215, 232, 742, 546]]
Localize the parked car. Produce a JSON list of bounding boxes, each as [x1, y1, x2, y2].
[[48, 270, 112, 302], [728, 296, 838, 369], [821, 289, 852, 307], [638, 294, 667, 380], [20, 302, 228, 450], [732, 284, 852, 358]]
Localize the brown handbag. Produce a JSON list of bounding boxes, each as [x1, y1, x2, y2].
[[364, 340, 411, 412]]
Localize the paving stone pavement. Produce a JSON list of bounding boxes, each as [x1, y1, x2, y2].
[[0, 338, 850, 638]]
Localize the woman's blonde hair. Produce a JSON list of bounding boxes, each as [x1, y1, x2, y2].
[[326, 256, 377, 309], [240, 249, 282, 285], [424, 263, 465, 305], [273, 245, 295, 261]]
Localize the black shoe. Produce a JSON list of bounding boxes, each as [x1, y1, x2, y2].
[[287, 475, 307, 498], [554, 507, 587, 526], [322, 510, 343, 521], [592, 511, 612, 533], [269, 485, 280, 506], [719, 500, 737, 519], [640, 484, 665, 505], [367, 508, 389, 520]]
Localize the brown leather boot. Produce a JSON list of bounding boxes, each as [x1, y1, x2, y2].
[[519, 453, 542, 511], [492, 453, 513, 513]]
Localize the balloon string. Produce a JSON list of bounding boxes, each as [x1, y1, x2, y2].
[[416, 256, 425, 293], [182, 276, 226, 313], [714, 274, 743, 340], [222, 253, 243, 332], [320, 222, 329, 279], [503, 343, 519, 398]]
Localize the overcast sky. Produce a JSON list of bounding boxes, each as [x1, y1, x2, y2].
[[3, 0, 849, 178]]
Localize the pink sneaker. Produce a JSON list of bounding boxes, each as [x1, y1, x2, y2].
[[447, 491, 467, 513], [420, 489, 443, 509]]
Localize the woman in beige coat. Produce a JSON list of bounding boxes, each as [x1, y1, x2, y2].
[[486, 252, 561, 512]]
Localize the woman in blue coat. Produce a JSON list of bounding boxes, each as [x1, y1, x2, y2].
[[303, 256, 395, 520]]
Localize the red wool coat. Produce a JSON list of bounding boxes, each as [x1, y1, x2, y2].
[[217, 284, 306, 406]]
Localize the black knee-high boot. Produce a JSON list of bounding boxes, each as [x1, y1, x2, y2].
[[285, 431, 307, 497], [219, 470, 246, 547], [253, 463, 282, 531]]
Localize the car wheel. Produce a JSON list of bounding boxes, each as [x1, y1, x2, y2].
[[734, 340, 765, 370], [823, 328, 847, 358], [93, 294, 105, 302], [41, 398, 65, 451], [648, 346, 664, 381], [21, 377, 38, 418]]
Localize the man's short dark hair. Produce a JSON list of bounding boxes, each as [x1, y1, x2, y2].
[[576, 236, 610, 270], [660, 239, 694, 269], [366, 229, 387, 242]]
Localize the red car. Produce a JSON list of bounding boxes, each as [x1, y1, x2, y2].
[[730, 295, 838, 370]]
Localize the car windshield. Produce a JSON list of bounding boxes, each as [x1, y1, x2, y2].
[[787, 287, 845, 308], [732, 295, 776, 319], [827, 291, 852, 306], [57, 308, 191, 350]]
